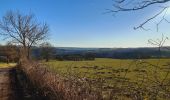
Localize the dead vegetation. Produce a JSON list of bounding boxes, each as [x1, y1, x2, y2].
[[19, 60, 103, 100]]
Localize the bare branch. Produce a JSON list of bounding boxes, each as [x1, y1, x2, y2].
[[112, 0, 170, 12], [110, 0, 170, 30], [134, 6, 168, 30]]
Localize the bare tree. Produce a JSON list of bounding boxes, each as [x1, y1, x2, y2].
[[40, 42, 55, 62], [108, 0, 170, 30], [0, 11, 49, 59]]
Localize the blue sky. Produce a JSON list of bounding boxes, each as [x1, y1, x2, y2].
[[0, 0, 170, 48]]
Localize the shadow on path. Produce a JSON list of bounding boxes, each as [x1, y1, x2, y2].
[[0, 67, 48, 100]]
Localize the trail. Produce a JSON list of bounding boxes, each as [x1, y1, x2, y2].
[[0, 67, 16, 100], [0, 67, 49, 100]]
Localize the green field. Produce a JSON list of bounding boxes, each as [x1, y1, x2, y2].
[[45, 58, 170, 80], [44, 58, 170, 99]]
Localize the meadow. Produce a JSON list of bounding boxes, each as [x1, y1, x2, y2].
[[45, 58, 170, 99]]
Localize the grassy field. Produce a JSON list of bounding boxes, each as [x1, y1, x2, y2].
[[0, 62, 16, 68], [44, 58, 170, 99], [45, 58, 170, 79]]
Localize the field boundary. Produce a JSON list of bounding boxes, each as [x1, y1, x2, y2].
[[19, 60, 103, 100]]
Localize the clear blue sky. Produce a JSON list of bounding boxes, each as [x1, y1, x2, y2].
[[0, 0, 170, 48]]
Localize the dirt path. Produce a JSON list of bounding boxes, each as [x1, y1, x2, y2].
[[0, 68, 16, 100], [0, 67, 49, 100], [0, 67, 32, 100]]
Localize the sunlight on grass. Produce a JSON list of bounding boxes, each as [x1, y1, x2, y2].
[[0, 63, 16, 68], [44, 58, 170, 99], [45, 58, 170, 84]]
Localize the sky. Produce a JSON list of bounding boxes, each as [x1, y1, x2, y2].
[[0, 0, 170, 48]]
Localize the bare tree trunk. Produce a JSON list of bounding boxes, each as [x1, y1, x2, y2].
[[27, 48, 30, 60], [46, 55, 49, 62], [45, 58, 49, 62], [6, 56, 9, 64]]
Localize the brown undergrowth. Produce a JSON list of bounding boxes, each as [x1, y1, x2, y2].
[[19, 60, 103, 100]]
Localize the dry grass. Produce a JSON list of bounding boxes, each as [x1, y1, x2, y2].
[[19, 60, 102, 100]]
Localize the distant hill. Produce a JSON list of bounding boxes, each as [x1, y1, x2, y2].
[[32, 47, 170, 59]]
